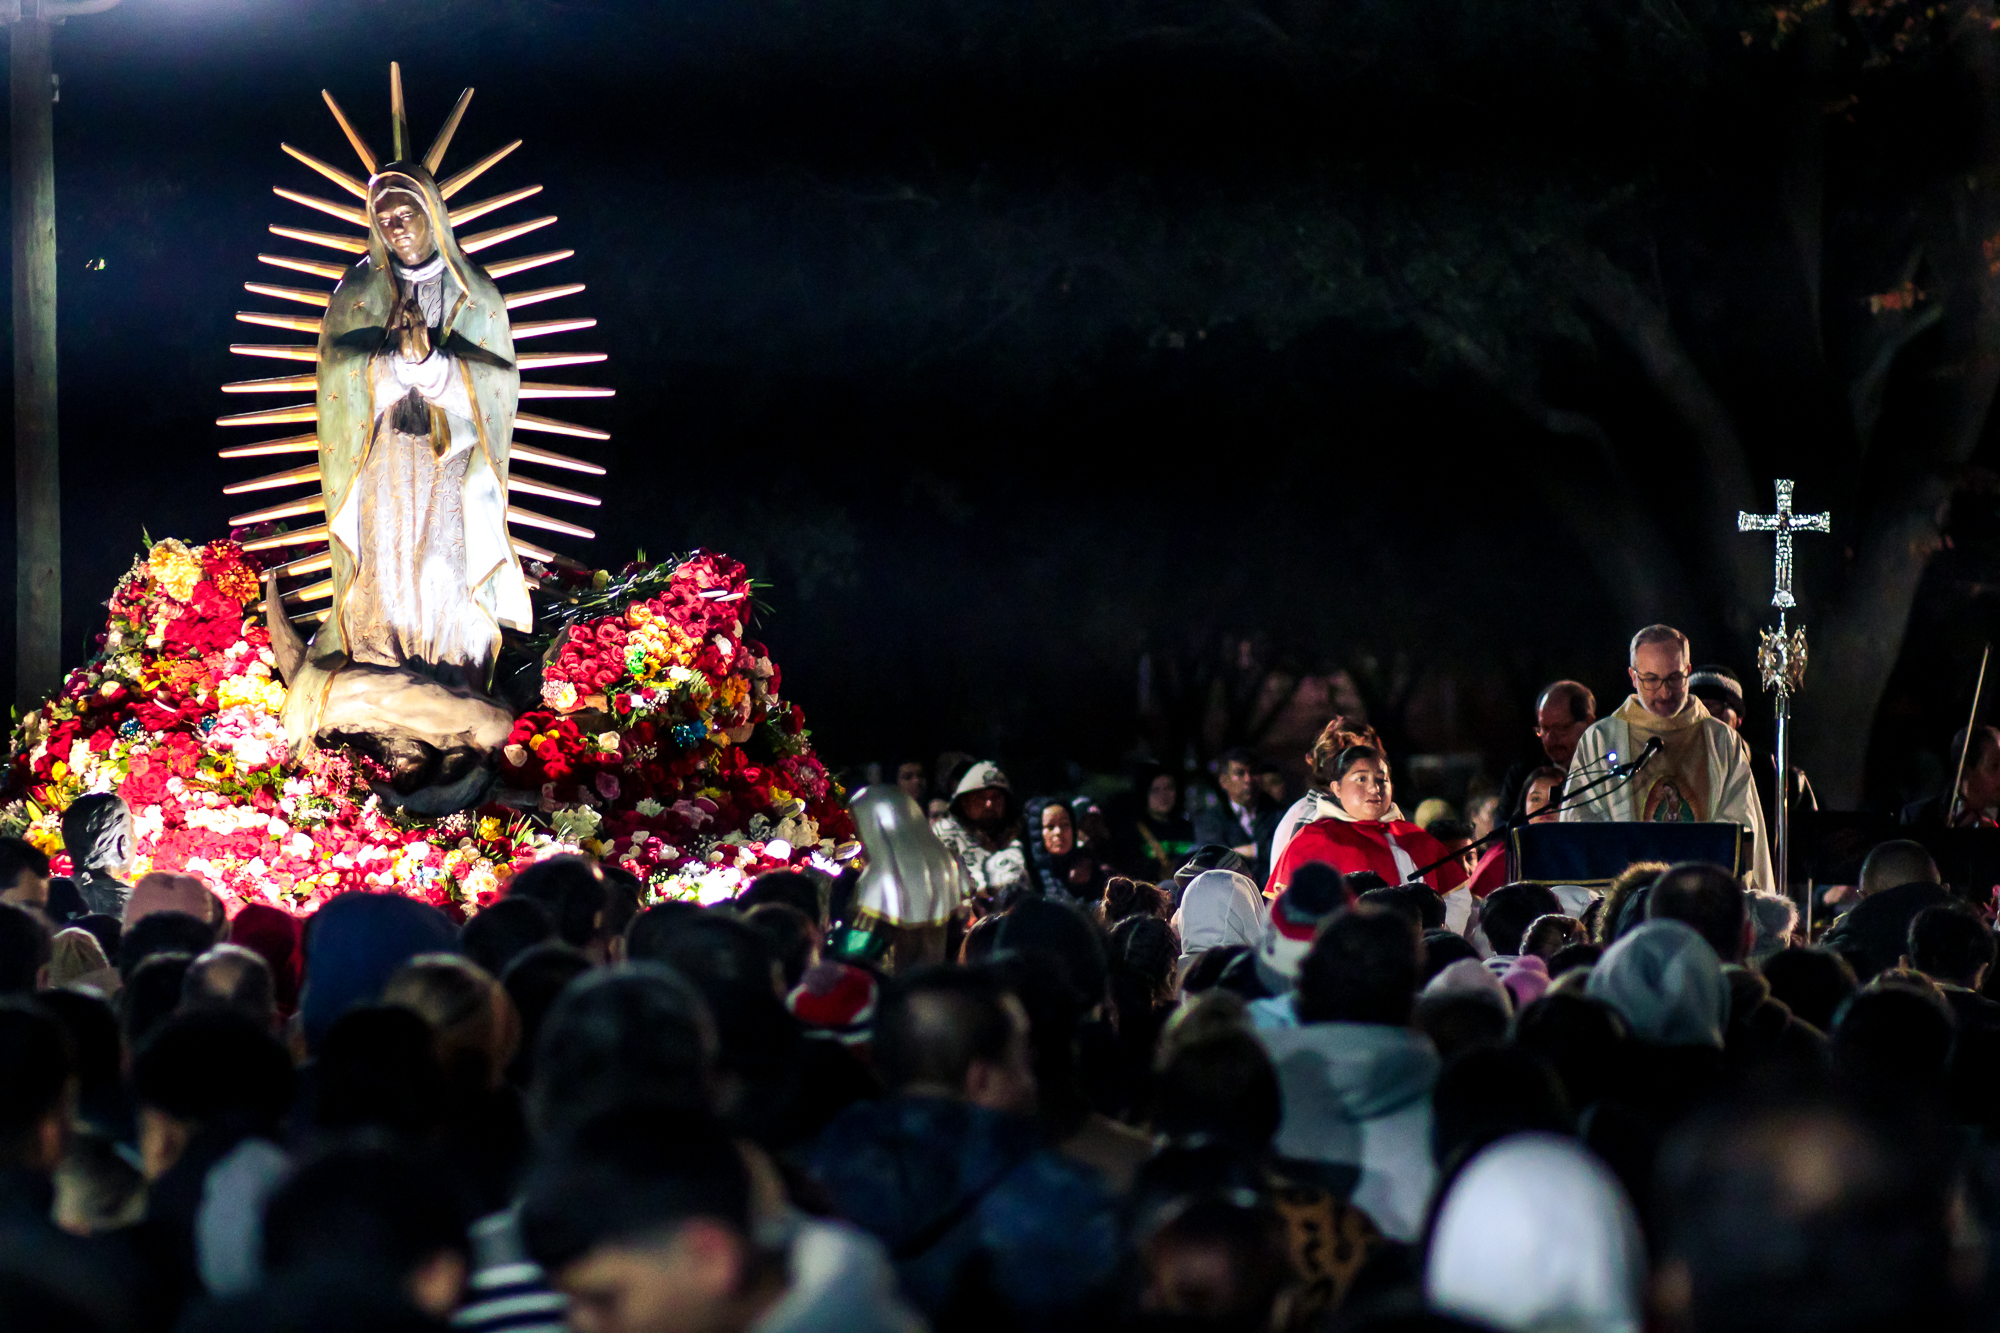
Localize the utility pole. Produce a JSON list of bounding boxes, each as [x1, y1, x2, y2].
[[7, 0, 119, 711]]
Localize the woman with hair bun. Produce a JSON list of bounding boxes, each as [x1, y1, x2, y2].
[[1266, 746, 1466, 898]]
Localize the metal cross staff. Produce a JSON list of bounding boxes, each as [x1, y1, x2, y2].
[[1737, 480, 1831, 908]]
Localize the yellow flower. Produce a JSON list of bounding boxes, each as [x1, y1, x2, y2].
[[148, 539, 202, 602], [477, 816, 504, 841], [217, 675, 286, 714]]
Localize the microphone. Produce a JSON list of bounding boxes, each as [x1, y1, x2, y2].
[[1612, 736, 1664, 777]]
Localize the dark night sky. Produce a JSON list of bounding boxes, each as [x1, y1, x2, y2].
[[2, 0, 1987, 806]]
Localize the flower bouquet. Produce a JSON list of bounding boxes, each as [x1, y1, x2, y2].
[[1, 537, 856, 918]]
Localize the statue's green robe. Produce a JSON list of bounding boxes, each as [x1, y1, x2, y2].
[[281, 164, 529, 748]]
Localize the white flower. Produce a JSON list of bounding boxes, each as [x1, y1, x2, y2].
[[635, 797, 665, 817], [550, 806, 603, 843]]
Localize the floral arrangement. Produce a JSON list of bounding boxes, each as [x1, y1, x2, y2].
[[0, 537, 856, 918]]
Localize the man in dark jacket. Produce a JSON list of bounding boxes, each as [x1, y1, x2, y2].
[[1191, 749, 1283, 884], [806, 966, 1118, 1329], [1821, 840, 1952, 983]]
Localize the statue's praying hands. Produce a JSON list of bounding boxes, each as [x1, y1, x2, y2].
[[388, 292, 431, 364]]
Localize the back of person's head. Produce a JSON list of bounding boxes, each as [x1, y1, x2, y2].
[[499, 941, 591, 1086], [384, 954, 516, 1093], [622, 899, 704, 964], [0, 902, 52, 994], [0, 836, 49, 893], [1111, 914, 1178, 998], [1421, 930, 1480, 983], [1150, 1029, 1281, 1154], [33, 989, 120, 1130], [735, 870, 821, 923], [1831, 987, 1953, 1096], [118, 909, 215, 983], [874, 964, 1020, 1097], [1513, 993, 1627, 1112], [1523, 914, 1587, 960], [504, 855, 609, 949], [1547, 941, 1602, 978], [1656, 1092, 1963, 1333], [1295, 905, 1422, 1026], [621, 913, 791, 1072], [1415, 991, 1510, 1062], [121, 951, 194, 1048], [596, 864, 645, 945], [521, 1103, 751, 1281], [0, 1000, 71, 1170], [1907, 904, 1995, 989], [530, 963, 716, 1135], [1597, 861, 1669, 945], [1132, 1187, 1293, 1330], [1859, 839, 1940, 898], [1360, 883, 1447, 932], [1102, 876, 1168, 925], [48, 927, 111, 989], [262, 1140, 469, 1295], [1480, 884, 1563, 957], [1429, 1048, 1574, 1172], [313, 1005, 445, 1137], [742, 902, 818, 990], [994, 897, 1110, 1006], [457, 897, 556, 981], [1759, 947, 1858, 1033], [132, 1008, 293, 1131], [70, 914, 122, 966], [1179, 943, 1247, 995], [1648, 862, 1750, 963], [182, 944, 276, 1029]]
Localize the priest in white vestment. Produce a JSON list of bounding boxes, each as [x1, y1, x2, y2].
[[1560, 624, 1774, 893]]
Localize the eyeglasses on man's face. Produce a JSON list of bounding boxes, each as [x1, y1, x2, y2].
[[1632, 671, 1689, 690]]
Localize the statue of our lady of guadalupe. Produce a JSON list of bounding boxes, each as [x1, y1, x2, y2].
[[277, 161, 528, 794]]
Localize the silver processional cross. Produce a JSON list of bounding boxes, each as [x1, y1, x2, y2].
[[1737, 479, 1831, 608]]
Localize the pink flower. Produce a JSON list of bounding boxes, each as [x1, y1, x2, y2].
[[595, 772, 621, 801]]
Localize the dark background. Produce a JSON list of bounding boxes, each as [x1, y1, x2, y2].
[[4, 0, 2000, 812]]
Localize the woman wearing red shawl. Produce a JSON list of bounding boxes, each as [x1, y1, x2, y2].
[[1266, 746, 1468, 897]]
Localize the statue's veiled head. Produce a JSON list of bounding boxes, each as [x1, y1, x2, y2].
[[369, 174, 436, 268]]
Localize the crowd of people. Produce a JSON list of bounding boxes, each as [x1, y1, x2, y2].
[[5, 621, 2000, 1332]]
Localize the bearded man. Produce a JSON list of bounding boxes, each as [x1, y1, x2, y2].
[[1561, 624, 1774, 892]]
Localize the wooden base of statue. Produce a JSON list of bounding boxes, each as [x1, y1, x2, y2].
[[266, 580, 513, 816]]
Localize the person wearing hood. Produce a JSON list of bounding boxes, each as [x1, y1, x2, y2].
[[298, 891, 458, 1053], [1585, 918, 1728, 1136], [1426, 1133, 1646, 1333], [1025, 796, 1111, 905], [1171, 869, 1265, 980], [1265, 746, 1469, 900], [1236, 865, 1353, 1017], [1560, 625, 1774, 893], [807, 966, 1119, 1328], [1115, 763, 1196, 883], [1255, 906, 1438, 1240], [933, 762, 1034, 911]]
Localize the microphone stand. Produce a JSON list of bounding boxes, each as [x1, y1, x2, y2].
[[1406, 756, 1647, 884]]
